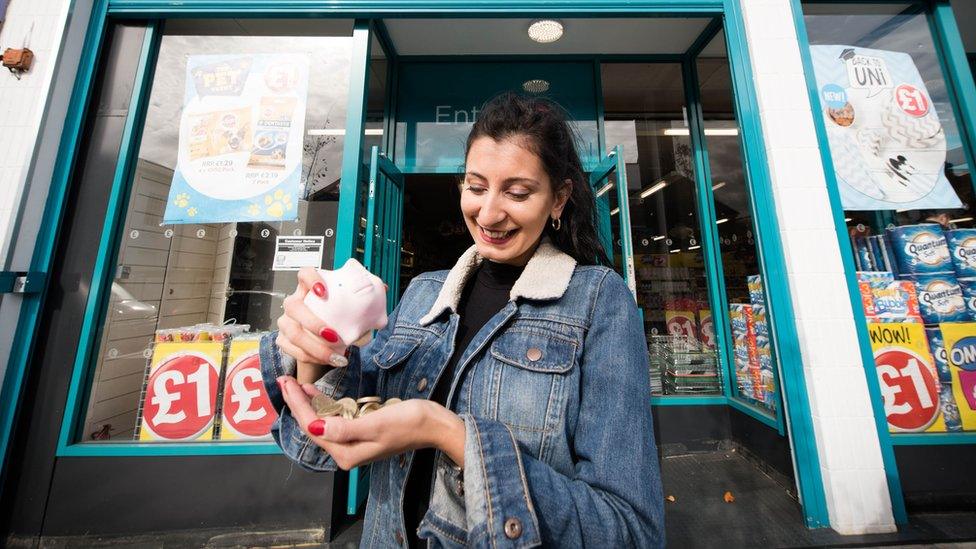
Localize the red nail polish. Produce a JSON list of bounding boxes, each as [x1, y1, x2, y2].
[[308, 419, 325, 436], [313, 282, 327, 298], [320, 328, 339, 343]]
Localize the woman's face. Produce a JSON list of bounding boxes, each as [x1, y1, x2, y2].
[[461, 136, 570, 266]]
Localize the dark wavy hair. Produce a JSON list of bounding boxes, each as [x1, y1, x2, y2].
[[464, 92, 611, 267]]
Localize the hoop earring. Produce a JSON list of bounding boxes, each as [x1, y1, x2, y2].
[[551, 217, 561, 231]]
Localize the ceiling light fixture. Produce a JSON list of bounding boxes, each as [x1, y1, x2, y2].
[[711, 181, 726, 191], [640, 180, 667, 199], [522, 79, 550, 93], [596, 181, 614, 197], [308, 128, 383, 136], [951, 216, 974, 223], [528, 19, 564, 43], [716, 218, 729, 225], [662, 128, 739, 136], [653, 235, 666, 241], [610, 207, 620, 216]]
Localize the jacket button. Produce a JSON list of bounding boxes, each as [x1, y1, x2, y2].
[[398, 454, 407, 468], [504, 518, 522, 539], [456, 478, 464, 496], [526, 348, 542, 361], [395, 530, 404, 545], [416, 377, 428, 392]]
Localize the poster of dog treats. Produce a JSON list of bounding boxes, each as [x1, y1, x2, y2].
[[809, 46, 962, 211], [164, 54, 308, 224], [248, 96, 297, 170]]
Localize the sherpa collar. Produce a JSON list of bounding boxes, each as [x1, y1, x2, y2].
[[418, 237, 577, 326]]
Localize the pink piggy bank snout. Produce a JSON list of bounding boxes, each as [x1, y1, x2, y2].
[[301, 260, 389, 346]]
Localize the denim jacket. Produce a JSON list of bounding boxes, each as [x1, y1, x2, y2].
[[260, 238, 664, 548]]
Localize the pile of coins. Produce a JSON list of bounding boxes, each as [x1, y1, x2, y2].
[[312, 395, 403, 419]]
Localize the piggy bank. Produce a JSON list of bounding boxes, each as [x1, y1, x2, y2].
[[303, 259, 388, 353]]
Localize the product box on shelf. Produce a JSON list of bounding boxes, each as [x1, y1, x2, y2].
[[730, 303, 763, 402], [946, 229, 976, 278], [908, 273, 968, 324], [887, 224, 952, 275], [747, 275, 765, 307], [857, 271, 923, 322], [957, 278, 976, 320]]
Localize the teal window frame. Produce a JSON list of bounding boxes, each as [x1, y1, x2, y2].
[[790, 0, 976, 524], [0, 0, 831, 529]]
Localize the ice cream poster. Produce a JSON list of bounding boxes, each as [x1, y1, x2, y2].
[[164, 54, 309, 224], [809, 46, 962, 211]]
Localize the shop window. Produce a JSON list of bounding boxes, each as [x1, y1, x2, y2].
[[803, 2, 976, 434], [80, 19, 357, 443], [602, 63, 723, 397], [697, 35, 780, 416]]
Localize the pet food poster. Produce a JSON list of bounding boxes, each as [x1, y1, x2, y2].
[[809, 45, 962, 211], [164, 54, 309, 224]]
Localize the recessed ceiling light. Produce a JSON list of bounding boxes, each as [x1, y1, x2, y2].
[[528, 19, 563, 43], [522, 79, 550, 93]]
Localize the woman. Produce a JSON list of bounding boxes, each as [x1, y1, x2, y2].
[[261, 93, 664, 547]]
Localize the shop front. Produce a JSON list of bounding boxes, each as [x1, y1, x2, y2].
[[792, 0, 976, 511], [0, 0, 973, 545]]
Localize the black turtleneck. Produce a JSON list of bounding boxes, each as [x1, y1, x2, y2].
[[405, 259, 524, 547]]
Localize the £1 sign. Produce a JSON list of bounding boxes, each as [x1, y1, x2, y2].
[[875, 348, 940, 432], [142, 353, 220, 440], [221, 353, 277, 438]]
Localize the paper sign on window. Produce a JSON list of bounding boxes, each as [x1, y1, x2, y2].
[[809, 46, 962, 211], [164, 54, 309, 224], [137, 341, 224, 441]]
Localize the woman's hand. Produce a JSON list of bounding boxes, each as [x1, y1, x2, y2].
[[276, 376, 466, 470], [276, 267, 346, 383]]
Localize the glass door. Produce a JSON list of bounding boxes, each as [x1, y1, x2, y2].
[[348, 145, 405, 514], [590, 145, 637, 298], [364, 145, 406, 310]]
